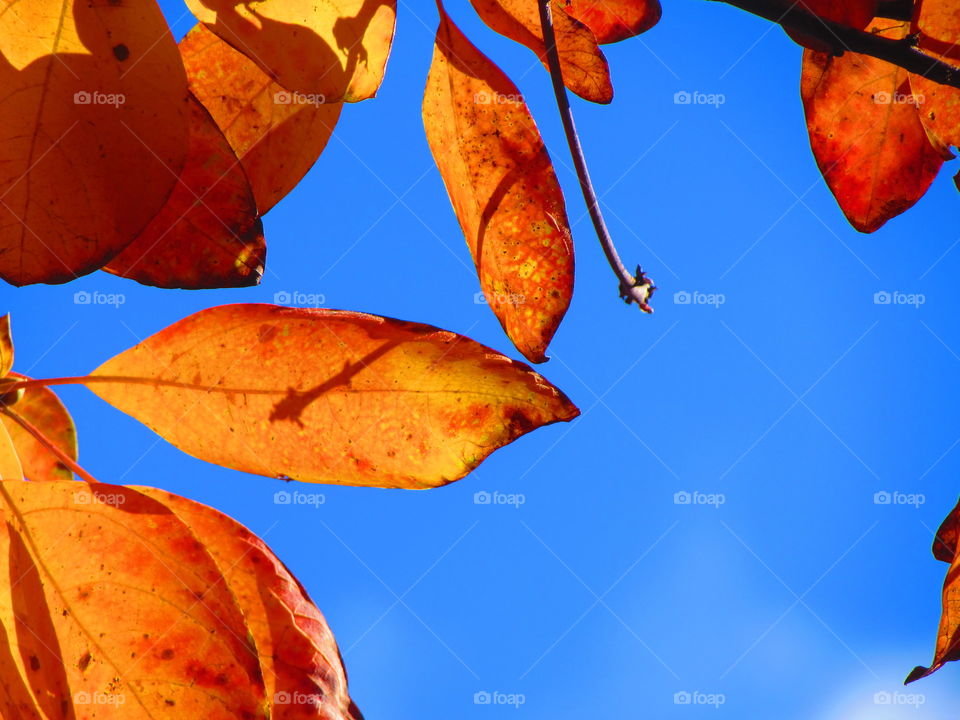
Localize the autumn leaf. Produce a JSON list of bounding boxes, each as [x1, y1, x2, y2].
[[783, 0, 876, 50], [104, 94, 266, 289], [184, 0, 397, 103], [470, 0, 613, 104], [0, 0, 189, 286], [910, 0, 960, 152], [0, 316, 12, 377], [84, 304, 579, 489], [559, 0, 662, 44], [180, 23, 343, 215], [800, 20, 945, 233], [0, 480, 360, 717], [907, 498, 960, 683], [423, 6, 575, 363], [138, 486, 361, 719], [0, 423, 23, 482]]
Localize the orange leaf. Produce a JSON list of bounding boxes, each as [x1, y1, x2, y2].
[[0, 481, 265, 715], [103, 94, 266, 289], [470, 0, 613, 104], [423, 7, 575, 363], [559, 0, 661, 43], [0, 0, 189, 286], [1, 373, 78, 482], [138, 486, 360, 719], [910, 0, 960, 152], [907, 499, 960, 682], [0, 422, 24, 482], [184, 0, 397, 103], [0, 315, 12, 377], [180, 24, 343, 215], [0, 480, 360, 717], [800, 20, 944, 233], [85, 304, 579, 488]]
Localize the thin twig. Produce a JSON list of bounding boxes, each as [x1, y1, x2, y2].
[[712, 0, 960, 88], [537, 0, 656, 312], [0, 405, 99, 484]]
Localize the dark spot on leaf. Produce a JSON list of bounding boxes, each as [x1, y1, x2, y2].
[[78, 651, 92, 671], [112, 43, 129, 61], [29, 655, 39, 671], [161, 648, 175, 660]]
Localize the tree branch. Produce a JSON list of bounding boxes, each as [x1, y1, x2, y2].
[[710, 0, 960, 89], [0, 405, 99, 484], [536, 0, 656, 312]]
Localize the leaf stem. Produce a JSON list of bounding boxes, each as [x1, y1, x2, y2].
[[711, 0, 960, 88], [536, 0, 656, 313], [0, 405, 99, 484]]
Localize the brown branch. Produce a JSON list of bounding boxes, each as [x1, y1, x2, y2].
[[536, 0, 656, 312], [711, 0, 960, 89]]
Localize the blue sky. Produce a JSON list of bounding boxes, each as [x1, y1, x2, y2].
[[6, 0, 960, 716]]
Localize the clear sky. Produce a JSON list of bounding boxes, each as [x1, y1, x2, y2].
[[5, 1, 960, 717]]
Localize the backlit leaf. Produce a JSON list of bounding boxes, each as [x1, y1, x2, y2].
[[800, 20, 944, 233], [907, 498, 960, 682], [470, 0, 613, 104], [0, 373, 78, 483], [910, 0, 960, 152], [0, 0, 189, 285], [0, 315, 11, 377], [0, 423, 23, 482], [85, 304, 579, 489], [559, 0, 661, 43], [424, 7, 575, 363], [0, 481, 264, 715], [0, 480, 360, 717], [180, 23, 343, 215], [104, 94, 266, 289], [184, 0, 397, 103], [138, 486, 360, 719]]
